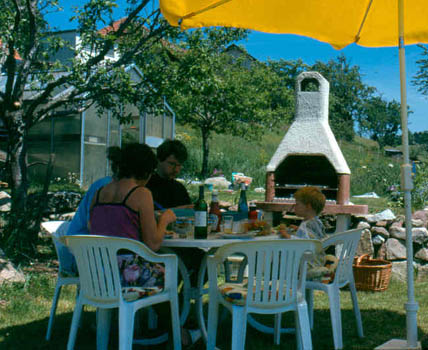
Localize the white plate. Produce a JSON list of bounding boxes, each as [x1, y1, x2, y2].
[[218, 231, 257, 239]]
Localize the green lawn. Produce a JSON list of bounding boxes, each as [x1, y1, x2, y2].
[[1, 261, 427, 350]]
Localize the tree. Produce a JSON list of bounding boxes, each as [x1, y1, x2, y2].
[[0, 0, 175, 258], [311, 55, 374, 141], [139, 28, 294, 177], [359, 96, 402, 147], [413, 44, 428, 96]]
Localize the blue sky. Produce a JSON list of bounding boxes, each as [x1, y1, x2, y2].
[[47, 1, 427, 132], [240, 32, 427, 133]]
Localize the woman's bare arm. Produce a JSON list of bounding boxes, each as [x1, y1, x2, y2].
[[137, 188, 176, 251]]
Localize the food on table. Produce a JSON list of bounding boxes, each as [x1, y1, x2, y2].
[[246, 220, 271, 236]]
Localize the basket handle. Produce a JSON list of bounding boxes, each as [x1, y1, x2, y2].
[[355, 254, 370, 266]]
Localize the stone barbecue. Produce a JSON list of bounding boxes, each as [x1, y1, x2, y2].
[[257, 71, 367, 217]]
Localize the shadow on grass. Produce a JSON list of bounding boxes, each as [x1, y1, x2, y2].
[[0, 310, 100, 350], [0, 307, 427, 350]]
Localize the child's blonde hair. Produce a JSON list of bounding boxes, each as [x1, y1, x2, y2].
[[294, 186, 326, 215]]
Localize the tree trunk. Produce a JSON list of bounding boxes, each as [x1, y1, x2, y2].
[[2, 112, 36, 259], [201, 128, 210, 179]]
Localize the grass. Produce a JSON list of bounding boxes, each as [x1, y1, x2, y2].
[[1, 242, 428, 350]]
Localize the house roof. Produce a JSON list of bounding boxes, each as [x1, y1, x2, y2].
[[0, 40, 22, 60], [97, 17, 129, 36]]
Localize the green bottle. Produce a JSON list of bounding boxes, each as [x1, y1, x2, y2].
[[194, 185, 208, 239]]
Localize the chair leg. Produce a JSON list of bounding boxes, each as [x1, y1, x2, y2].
[[97, 308, 112, 350], [294, 311, 302, 350], [207, 297, 219, 350], [274, 313, 282, 345], [349, 279, 364, 338], [119, 305, 135, 350], [170, 295, 182, 350], [296, 302, 313, 350], [328, 289, 343, 350], [67, 297, 83, 350], [306, 289, 314, 330], [46, 282, 62, 340], [231, 306, 247, 350]]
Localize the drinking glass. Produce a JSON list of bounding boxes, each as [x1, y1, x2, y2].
[[222, 215, 233, 234]]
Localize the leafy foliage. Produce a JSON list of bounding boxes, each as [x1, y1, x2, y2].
[[137, 28, 294, 177], [310, 55, 374, 141], [359, 96, 402, 147], [413, 44, 428, 96], [0, 0, 176, 259]]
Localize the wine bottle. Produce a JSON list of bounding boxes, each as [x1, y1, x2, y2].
[[238, 182, 249, 216], [194, 185, 208, 239], [209, 190, 222, 232]]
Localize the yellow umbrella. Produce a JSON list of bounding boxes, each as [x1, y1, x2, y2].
[[160, 1, 428, 348]]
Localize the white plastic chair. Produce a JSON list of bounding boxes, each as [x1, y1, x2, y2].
[[305, 229, 364, 350], [62, 235, 181, 350], [43, 221, 80, 341], [206, 239, 321, 350]]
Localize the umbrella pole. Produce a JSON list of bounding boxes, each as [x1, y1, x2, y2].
[[398, 0, 419, 348]]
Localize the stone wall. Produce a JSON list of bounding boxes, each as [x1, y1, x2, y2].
[[351, 208, 428, 282]]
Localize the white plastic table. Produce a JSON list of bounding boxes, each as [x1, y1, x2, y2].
[[161, 233, 282, 342]]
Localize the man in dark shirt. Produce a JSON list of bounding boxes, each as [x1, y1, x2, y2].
[[146, 139, 192, 209]]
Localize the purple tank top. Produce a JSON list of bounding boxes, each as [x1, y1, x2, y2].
[[90, 185, 141, 241]]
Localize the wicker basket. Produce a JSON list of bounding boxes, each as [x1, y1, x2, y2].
[[353, 254, 392, 292]]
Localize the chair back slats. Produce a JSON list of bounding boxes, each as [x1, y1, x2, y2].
[[213, 240, 321, 309], [66, 237, 122, 303], [322, 229, 363, 287]]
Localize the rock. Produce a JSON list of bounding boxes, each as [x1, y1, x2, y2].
[[386, 238, 407, 260], [389, 226, 406, 240], [412, 210, 428, 227], [376, 220, 388, 227], [412, 227, 428, 245], [391, 261, 408, 282], [415, 248, 428, 262], [0, 191, 11, 212], [0, 258, 25, 284], [412, 219, 425, 228], [372, 235, 385, 245], [254, 187, 266, 193], [371, 226, 389, 238], [416, 264, 428, 282], [356, 228, 374, 256], [204, 177, 231, 189], [390, 221, 403, 229], [377, 242, 387, 259], [366, 209, 396, 223], [357, 221, 371, 230]]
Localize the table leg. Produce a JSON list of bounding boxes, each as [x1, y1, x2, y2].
[[196, 254, 209, 342], [133, 248, 192, 347]]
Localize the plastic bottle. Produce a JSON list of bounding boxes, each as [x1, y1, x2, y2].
[[248, 203, 258, 221], [194, 185, 208, 239], [209, 190, 222, 232]]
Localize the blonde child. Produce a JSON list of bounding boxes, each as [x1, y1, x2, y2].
[[280, 186, 326, 240], [280, 186, 337, 281]]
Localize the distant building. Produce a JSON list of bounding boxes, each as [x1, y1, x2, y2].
[[0, 23, 175, 188], [224, 44, 258, 69]]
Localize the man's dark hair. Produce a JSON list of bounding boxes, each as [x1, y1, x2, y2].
[[157, 139, 188, 163], [113, 143, 158, 180]]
